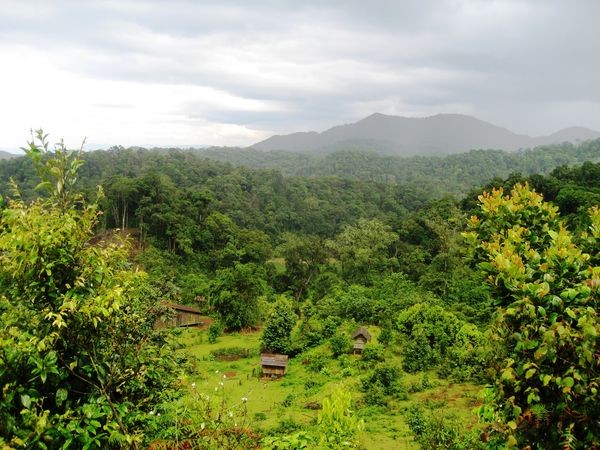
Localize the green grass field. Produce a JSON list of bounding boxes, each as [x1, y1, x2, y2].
[[174, 327, 483, 449]]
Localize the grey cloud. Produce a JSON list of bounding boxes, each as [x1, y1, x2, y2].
[[2, 0, 600, 139]]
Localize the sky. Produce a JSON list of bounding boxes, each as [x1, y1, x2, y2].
[[1, 0, 599, 150]]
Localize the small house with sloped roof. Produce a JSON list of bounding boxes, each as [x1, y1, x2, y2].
[[352, 326, 372, 354], [260, 353, 289, 378], [154, 303, 204, 329]]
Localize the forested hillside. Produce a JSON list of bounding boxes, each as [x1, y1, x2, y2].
[[200, 138, 600, 195], [0, 133, 598, 449]]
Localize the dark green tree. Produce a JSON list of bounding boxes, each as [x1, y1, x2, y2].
[[209, 263, 268, 330], [260, 296, 297, 354]]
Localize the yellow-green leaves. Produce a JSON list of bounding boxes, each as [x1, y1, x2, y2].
[[470, 183, 600, 447]]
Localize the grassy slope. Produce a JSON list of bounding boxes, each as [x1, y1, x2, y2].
[[175, 328, 482, 449]]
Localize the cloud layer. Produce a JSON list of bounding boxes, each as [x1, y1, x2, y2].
[[1, 0, 599, 148]]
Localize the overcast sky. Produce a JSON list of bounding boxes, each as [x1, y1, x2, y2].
[[1, 0, 599, 150]]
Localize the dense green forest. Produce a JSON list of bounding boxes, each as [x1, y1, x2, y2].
[[200, 139, 600, 195], [0, 133, 598, 449]]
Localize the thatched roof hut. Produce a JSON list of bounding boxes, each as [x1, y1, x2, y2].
[[351, 326, 372, 354]]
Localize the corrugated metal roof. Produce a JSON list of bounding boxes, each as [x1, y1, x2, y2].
[[260, 353, 289, 367], [164, 303, 202, 314]]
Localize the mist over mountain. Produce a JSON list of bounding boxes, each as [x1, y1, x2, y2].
[[0, 151, 19, 160], [251, 113, 600, 156]]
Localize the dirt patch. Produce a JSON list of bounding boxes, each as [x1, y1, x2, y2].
[[224, 371, 237, 378], [216, 355, 240, 361]]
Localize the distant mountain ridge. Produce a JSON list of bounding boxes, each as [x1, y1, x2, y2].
[[250, 113, 600, 156], [0, 150, 19, 160]]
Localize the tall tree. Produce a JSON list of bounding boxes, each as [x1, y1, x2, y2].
[[328, 219, 398, 284], [260, 296, 297, 354]]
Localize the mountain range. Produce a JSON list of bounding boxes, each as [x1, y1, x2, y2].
[[0, 150, 20, 160], [250, 113, 600, 156]]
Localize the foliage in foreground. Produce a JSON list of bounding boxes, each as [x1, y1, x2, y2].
[[0, 133, 182, 449], [261, 389, 363, 450], [467, 183, 599, 448]]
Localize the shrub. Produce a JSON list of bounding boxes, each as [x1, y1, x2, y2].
[[329, 332, 353, 358], [405, 404, 483, 450], [377, 322, 393, 347], [322, 316, 340, 338], [209, 346, 253, 360], [407, 373, 433, 393], [207, 321, 223, 343], [361, 363, 403, 405], [363, 381, 387, 406], [466, 184, 600, 447], [441, 324, 489, 382], [254, 412, 267, 421], [262, 431, 315, 449], [308, 352, 329, 373], [397, 303, 461, 372], [361, 343, 385, 363], [282, 393, 296, 408], [0, 134, 184, 448], [316, 389, 364, 448]]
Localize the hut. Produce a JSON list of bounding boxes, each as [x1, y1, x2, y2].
[[352, 326, 372, 354], [260, 353, 289, 378], [154, 303, 204, 329]]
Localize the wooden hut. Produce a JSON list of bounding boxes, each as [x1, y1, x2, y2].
[[260, 353, 289, 378], [154, 303, 204, 329], [352, 327, 372, 354]]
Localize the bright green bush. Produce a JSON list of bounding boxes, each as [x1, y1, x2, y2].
[[207, 320, 223, 343], [329, 332, 352, 358], [361, 343, 385, 363], [0, 132, 183, 448], [466, 183, 600, 447], [397, 303, 461, 372], [405, 404, 483, 450]]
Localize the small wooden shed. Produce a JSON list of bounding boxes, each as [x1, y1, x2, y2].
[[352, 327, 372, 354], [260, 353, 289, 378], [155, 303, 204, 329]]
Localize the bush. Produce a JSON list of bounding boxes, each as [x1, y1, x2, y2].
[[361, 343, 385, 362], [405, 404, 483, 449], [338, 354, 352, 369], [361, 363, 403, 405], [0, 135, 184, 448], [308, 352, 329, 373], [322, 316, 340, 338], [316, 389, 364, 448], [466, 184, 600, 447], [407, 372, 433, 393], [207, 321, 223, 343], [282, 393, 296, 408], [254, 412, 267, 421], [397, 303, 461, 372], [364, 381, 387, 406], [209, 346, 253, 360], [362, 363, 402, 394], [440, 324, 488, 382], [329, 332, 352, 358], [377, 323, 393, 347]]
